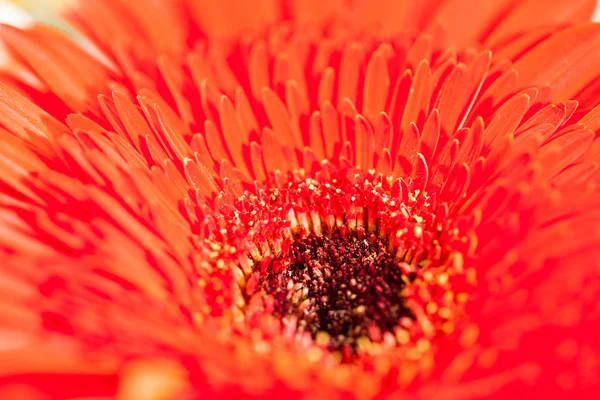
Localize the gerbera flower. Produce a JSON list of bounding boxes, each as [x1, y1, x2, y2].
[[1, 0, 600, 398]]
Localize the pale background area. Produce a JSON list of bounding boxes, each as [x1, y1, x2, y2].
[[1, 0, 75, 30], [2, 0, 600, 24], [6, 0, 74, 23]]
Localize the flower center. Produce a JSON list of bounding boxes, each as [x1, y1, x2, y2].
[[261, 231, 415, 356], [217, 170, 473, 362]]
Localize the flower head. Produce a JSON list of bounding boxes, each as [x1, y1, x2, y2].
[[0, 0, 600, 399]]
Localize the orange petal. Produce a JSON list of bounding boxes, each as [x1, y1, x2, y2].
[[514, 24, 600, 100]]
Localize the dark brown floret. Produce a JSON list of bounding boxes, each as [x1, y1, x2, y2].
[[260, 231, 415, 356]]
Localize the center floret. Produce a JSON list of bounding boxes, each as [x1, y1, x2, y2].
[[220, 170, 471, 361], [261, 231, 415, 354]]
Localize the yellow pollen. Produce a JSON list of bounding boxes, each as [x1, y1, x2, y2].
[[441, 321, 455, 335], [452, 252, 464, 272], [315, 331, 330, 347], [356, 336, 373, 352], [443, 291, 455, 303], [438, 307, 453, 320], [426, 302, 438, 314], [395, 329, 410, 345], [416, 338, 431, 353], [436, 273, 449, 285], [209, 241, 222, 251], [307, 347, 323, 363], [414, 226, 423, 238], [423, 271, 434, 282], [456, 292, 469, 304], [253, 340, 270, 354]]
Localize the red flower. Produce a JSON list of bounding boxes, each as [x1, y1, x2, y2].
[[1, 0, 600, 398]]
